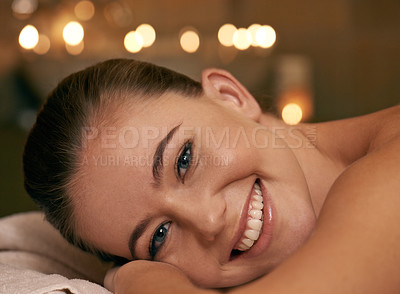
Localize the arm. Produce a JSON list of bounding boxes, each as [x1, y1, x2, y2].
[[104, 260, 219, 294]]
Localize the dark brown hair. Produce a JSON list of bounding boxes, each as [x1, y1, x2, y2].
[[23, 59, 203, 264]]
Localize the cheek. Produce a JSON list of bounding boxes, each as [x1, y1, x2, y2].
[[265, 171, 317, 265], [207, 130, 261, 174], [255, 135, 310, 200], [254, 137, 317, 263]]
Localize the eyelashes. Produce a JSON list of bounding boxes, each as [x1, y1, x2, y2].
[[149, 222, 171, 259], [175, 140, 193, 184]]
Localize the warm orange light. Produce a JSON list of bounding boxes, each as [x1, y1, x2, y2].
[[255, 25, 276, 48], [63, 21, 84, 46], [218, 24, 237, 47], [124, 31, 143, 53], [12, 0, 38, 17], [74, 0, 95, 21], [180, 30, 200, 53], [247, 24, 261, 46], [282, 103, 303, 125], [233, 28, 252, 50], [19, 25, 39, 49], [136, 24, 156, 47], [65, 41, 84, 55], [33, 34, 50, 55]]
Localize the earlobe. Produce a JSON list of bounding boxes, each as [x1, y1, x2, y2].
[[201, 68, 261, 121]]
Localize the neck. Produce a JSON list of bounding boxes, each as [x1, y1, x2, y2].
[[258, 113, 371, 216], [258, 106, 397, 216]]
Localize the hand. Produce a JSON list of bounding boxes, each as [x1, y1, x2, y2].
[[104, 265, 120, 292], [104, 260, 219, 294]]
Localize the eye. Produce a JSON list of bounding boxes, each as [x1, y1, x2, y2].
[[176, 141, 192, 183], [149, 222, 171, 259]]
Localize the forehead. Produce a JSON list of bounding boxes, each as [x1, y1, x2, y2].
[[73, 134, 152, 255]]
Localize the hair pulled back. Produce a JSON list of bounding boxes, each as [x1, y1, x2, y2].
[[23, 59, 203, 264]]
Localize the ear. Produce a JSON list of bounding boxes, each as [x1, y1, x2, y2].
[[201, 68, 261, 121]]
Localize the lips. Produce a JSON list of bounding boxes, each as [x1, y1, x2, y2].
[[229, 179, 273, 260]]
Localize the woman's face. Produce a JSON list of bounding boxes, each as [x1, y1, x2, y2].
[[75, 87, 316, 288]]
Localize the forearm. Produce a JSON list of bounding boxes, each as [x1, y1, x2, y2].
[[106, 261, 220, 294]]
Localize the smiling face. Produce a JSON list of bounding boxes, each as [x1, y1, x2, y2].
[[73, 70, 317, 288]]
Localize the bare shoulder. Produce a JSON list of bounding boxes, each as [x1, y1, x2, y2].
[[328, 105, 400, 212], [298, 125, 400, 293], [369, 104, 400, 151], [316, 104, 400, 209], [311, 105, 400, 165], [230, 107, 400, 294]]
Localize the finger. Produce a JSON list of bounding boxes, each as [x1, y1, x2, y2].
[[104, 267, 120, 291]]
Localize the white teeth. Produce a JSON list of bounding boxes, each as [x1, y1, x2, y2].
[[242, 238, 254, 248], [252, 194, 263, 202], [238, 244, 249, 251], [234, 181, 264, 252], [249, 209, 262, 219], [252, 200, 263, 210], [245, 229, 260, 241], [248, 219, 263, 231]]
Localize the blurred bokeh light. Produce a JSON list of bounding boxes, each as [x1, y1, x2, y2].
[[180, 29, 200, 53], [255, 25, 276, 48], [74, 0, 95, 21], [218, 24, 237, 47], [124, 31, 143, 53], [136, 24, 156, 48], [33, 34, 50, 55], [233, 28, 252, 50], [12, 0, 37, 19], [282, 103, 303, 125], [19, 25, 39, 49], [65, 41, 84, 55], [248, 24, 261, 46], [63, 21, 84, 46]]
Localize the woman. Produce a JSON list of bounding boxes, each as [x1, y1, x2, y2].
[[23, 59, 400, 293]]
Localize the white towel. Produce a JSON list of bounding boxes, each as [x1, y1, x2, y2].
[[0, 212, 113, 294], [0, 264, 111, 294]]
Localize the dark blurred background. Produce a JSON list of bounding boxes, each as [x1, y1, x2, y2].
[[1, 0, 400, 217]]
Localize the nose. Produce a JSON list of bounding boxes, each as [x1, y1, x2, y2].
[[166, 192, 226, 242]]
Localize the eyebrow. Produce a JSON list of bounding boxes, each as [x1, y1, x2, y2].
[[128, 216, 152, 260], [128, 124, 181, 259], [152, 124, 181, 187]]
